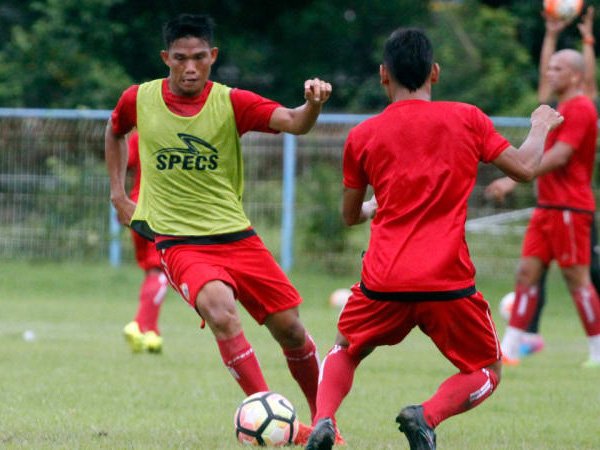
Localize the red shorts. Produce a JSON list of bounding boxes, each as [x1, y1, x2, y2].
[[338, 284, 501, 373], [159, 235, 302, 324], [130, 229, 162, 271], [522, 208, 592, 267]]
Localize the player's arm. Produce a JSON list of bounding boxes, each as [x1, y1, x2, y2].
[[269, 78, 332, 135], [343, 187, 375, 226], [105, 121, 136, 225], [578, 6, 597, 100], [486, 105, 564, 201], [538, 14, 570, 103]]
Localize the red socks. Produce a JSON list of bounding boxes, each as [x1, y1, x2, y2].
[[217, 332, 269, 395], [312, 345, 361, 425], [572, 284, 600, 336], [283, 334, 320, 420], [508, 284, 539, 330], [422, 368, 499, 428], [135, 272, 168, 333]]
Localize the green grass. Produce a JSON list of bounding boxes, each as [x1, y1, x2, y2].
[[1, 261, 599, 449]]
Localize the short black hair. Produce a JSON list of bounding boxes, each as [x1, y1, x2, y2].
[[163, 14, 215, 49], [383, 28, 433, 92]]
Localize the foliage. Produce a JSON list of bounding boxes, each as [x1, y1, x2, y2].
[[0, 0, 562, 115]]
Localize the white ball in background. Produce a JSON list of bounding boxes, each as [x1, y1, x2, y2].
[[329, 288, 351, 308], [22, 330, 36, 342], [498, 292, 516, 321]]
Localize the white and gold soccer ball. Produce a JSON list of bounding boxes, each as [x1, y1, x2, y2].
[[498, 291, 516, 321], [544, 0, 584, 21], [329, 288, 351, 308], [234, 391, 299, 446]]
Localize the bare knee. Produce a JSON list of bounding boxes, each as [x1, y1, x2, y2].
[[265, 308, 306, 348], [488, 360, 502, 385], [195, 280, 241, 339]]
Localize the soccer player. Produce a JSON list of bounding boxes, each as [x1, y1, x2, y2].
[[305, 28, 563, 450], [105, 14, 336, 444], [486, 6, 600, 368], [122, 131, 169, 354]]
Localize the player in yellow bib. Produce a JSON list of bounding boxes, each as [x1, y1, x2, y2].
[[105, 14, 340, 444]]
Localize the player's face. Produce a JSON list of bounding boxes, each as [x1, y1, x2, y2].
[[546, 54, 575, 95], [161, 37, 218, 97]]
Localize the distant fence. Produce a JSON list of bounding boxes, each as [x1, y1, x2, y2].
[[0, 108, 566, 278]]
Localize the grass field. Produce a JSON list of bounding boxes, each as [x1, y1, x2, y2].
[[1, 260, 599, 449]]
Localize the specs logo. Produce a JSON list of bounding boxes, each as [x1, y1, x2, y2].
[[155, 133, 219, 171]]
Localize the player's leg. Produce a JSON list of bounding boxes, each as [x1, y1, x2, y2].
[[560, 264, 600, 367], [264, 307, 320, 421], [195, 279, 271, 394], [406, 293, 500, 448], [519, 269, 547, 357], [589, 216, 600, 293], [124, 231, 168, 353]]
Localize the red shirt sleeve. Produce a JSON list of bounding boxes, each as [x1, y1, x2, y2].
[[555, 99, 593, 151], [473, 107, 511, 163], [111, 85, 139, 136], [230, 88, 282, 135], [343, 128, 369, 189]]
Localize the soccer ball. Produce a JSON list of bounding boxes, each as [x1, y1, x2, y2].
[[498, 291, 515, 321], [329, 288, 351, 308], [234, 391, 299, 446], [543, 0, 584, 21]]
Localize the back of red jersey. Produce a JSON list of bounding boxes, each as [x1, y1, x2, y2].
[[343, 100, 509, 293]]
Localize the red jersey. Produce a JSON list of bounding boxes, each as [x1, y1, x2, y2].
[[127, 132, 141, 202], [343, 100, 509, 295], [111, 79, 281, 136], [537, 95, 597, 212]]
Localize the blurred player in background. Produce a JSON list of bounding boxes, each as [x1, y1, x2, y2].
[[122, 131, 168, 354], [105, 13, 337, 445], [486, 6, 600, 368], [305, 27, 563, 450]]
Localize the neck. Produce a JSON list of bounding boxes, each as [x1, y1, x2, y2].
[[557, 86, 583, 103], [388, 83, 431, 103]]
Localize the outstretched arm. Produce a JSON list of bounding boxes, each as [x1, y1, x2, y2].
[[269, 78, 332, 135], [538, 13, 571, 103], [578, 6, 597, 100]]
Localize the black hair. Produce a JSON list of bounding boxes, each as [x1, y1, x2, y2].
[[383, 27, 433, 92], [162, 14, 215, 49]]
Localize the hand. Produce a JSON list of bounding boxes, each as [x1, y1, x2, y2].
[[578, 6, 595, 40], [111, 194, 137, 226], [543, 11, 572, 35], [484, 177, 518, 203], [361, 195, 378, 220], [304, 78, 332, 105], [530, 104, 564, 131]]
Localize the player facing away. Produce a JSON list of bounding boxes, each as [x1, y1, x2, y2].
[[104, 14, 340, 445], [304, 28, 564, 450], [486, 8, 600, 369], [122, 131, 169, 353], [487, 6, 600, 359]]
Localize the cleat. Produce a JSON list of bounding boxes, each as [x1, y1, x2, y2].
[[123, 321, 144, 353], [294, 422, 313, 446], [305, 418, 335, 450], [501, 355, 520, 366], [582, 358, 600, 368], [396, 405, 436, 450], [143, 331, 163, 354], [519, 334, 544, 357]]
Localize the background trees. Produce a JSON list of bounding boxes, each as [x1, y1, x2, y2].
[[0, 0, 598, 114]]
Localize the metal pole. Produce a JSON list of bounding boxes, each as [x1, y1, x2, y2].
[[280, 133, 297, 272], [109, 205, 122, 267]]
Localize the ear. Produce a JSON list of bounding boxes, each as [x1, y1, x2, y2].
[[380, 64, 390, 85], [160, 50, 170, 67], [210, 47, 219, 64], [430, 62, 440, 84]]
